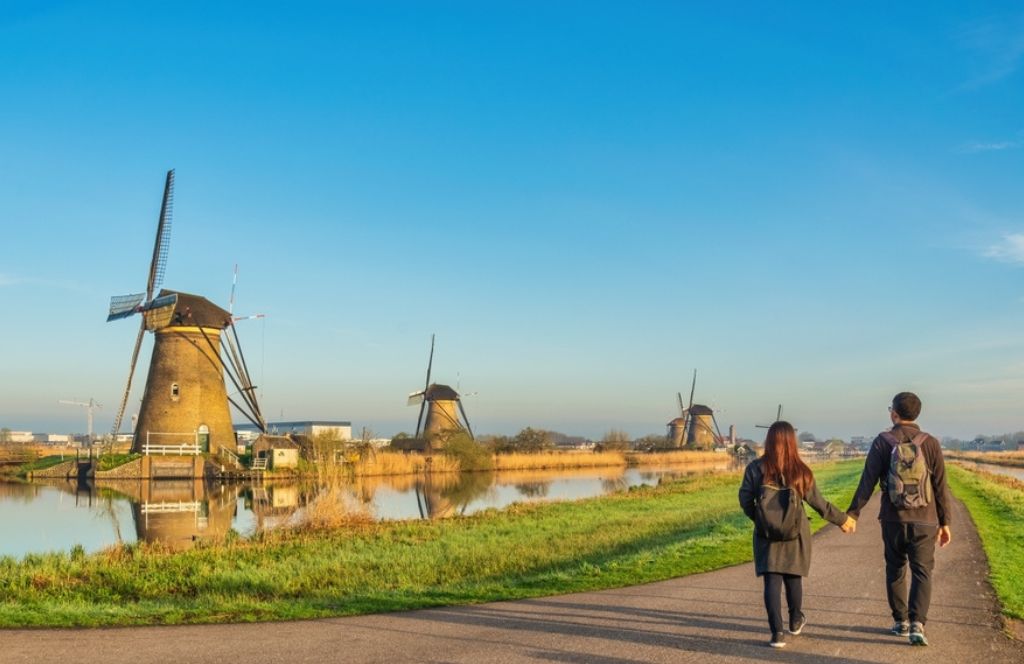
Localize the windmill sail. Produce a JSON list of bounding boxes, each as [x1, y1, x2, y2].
[[109, 169, 175, 436], [107, 293, 147, 321]]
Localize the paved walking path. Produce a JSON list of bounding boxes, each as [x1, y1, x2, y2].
[[2, 495, 1020, 663]]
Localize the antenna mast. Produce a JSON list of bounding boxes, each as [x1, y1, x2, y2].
[[59, 398, 102, 444]]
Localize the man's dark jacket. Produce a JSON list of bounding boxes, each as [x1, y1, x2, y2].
[[846, 423, 952, 527]]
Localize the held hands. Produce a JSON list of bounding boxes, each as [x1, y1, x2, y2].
[[840, 516, 857, 534], [937, 525, 952, 548]]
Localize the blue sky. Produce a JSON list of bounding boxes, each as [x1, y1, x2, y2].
[[1, 2, 1023, 440]]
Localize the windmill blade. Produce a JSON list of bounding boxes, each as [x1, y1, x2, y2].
[[457, 400, 474, 440], [414, 400, 427, 439], [107, 293, 146, 321], [688, 369, 697, 409], [229, 263, 238, 315], [111, 322, 146, 435], [677, 392, 685, 416], [776, 404, 783, 422], [407, 391, 425, 407], [146, 169, 175, 299], [423, 334, 435, 393], [711, 413, 725, 444]]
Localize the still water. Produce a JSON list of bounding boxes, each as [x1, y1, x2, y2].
[[957, 461, 1024, 483], [0, 461, 737, 558]]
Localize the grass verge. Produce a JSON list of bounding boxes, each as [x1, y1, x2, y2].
[[0, 461, 863, 628], [947, 464, 1024, 621]]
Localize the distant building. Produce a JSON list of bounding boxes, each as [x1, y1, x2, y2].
[[5, 431, 35, 443], [33, 433, 71, 444], [983, 440, 1005, 453], [235, 421, 352, 440]]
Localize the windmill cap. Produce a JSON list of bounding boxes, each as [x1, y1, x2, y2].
[[425, 384, 460, 401], [688, 404, 714, 416], [156, 289, 232, 329], [668, 417, 687, 425]]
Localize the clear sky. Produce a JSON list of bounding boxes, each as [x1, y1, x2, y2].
[[1, 2, 1022, 441]]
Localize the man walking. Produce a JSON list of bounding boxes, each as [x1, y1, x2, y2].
[[846, 392, 952, 646]]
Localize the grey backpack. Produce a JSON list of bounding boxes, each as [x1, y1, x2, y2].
[[881, 431, 932, 509]]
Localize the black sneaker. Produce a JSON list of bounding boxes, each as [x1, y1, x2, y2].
[[788, 613, 807, 635], [909, 621, 928, 646], [891, 620, 910, 636], [769, 632, 787, 648]]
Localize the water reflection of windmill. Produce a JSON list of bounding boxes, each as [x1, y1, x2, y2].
[[667, 370, 723, 450], [404, 334, 474, 452], [106, 170, 266, 455]]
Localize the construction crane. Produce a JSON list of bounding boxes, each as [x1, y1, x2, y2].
[[59, 398, 102, 444]]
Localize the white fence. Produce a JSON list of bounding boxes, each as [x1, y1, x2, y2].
[[143, 431, 203, 456]]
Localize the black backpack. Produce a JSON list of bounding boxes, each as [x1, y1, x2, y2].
[[755, 481, 803, 541]]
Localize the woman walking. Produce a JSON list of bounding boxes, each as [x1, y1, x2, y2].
[[738, 421, 854, 648]]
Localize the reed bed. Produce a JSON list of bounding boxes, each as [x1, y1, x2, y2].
[[351, 451, 461, 476], [946, 450, 1024, 468], [285, 487, 374, 533], [491, 451, 627, 471], [626, 450, 729, 466]]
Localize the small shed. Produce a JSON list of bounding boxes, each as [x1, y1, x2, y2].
[[252, 435, 301, 470]]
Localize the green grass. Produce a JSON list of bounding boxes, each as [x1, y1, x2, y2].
[[0, 461, 863, 628], [13, 455, 69, 476], [947, 464, 1024, 620], [95, 453, 142, 472]]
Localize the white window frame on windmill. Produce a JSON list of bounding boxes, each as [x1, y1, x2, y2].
[[170, 382, 180, 402], [197, 424, 210, 452]]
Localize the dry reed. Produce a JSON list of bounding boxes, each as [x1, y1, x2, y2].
[[351, 451, 461, 476], [491, 451, 627, 471], [288, 487, 374, 532], [626, 450, 727, 466]]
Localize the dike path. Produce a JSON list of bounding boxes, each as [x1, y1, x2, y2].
[[2, 494, 1021, 663]]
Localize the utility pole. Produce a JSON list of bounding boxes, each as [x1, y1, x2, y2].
[[59, 398, 102, 445]]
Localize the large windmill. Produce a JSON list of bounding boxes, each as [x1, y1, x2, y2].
[[107, 170, 265, 456], [405, 335, 474, 451], [666, 370, 723, 450]]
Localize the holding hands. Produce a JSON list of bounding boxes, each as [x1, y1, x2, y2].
[[840, 515, 857, 534]]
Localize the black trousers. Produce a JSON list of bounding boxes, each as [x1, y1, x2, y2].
[[763, 573, 802, 634], [882, 521, 937, 624]]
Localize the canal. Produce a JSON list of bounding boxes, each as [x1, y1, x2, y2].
[[0, 460, 742, 557]]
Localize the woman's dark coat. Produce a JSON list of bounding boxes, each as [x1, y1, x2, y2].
[[738, 458, 847, 577]]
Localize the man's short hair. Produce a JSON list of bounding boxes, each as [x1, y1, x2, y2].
[[892, 392, 922, 421]]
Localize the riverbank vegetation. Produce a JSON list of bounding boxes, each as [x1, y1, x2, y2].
[[947, 464, 1024, 621], [946, 451, 1024, 468], [0, 461, 863, 628]]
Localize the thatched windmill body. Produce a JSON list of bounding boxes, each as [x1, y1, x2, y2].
[[406, 335, 474, 451], [107, 170, 265, 456]]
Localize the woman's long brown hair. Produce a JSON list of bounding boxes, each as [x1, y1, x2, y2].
[[761, 421, 814, 497]]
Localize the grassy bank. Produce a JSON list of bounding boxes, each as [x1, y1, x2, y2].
[[947, 464, 1024, 621], [0, 461, 863, 628]]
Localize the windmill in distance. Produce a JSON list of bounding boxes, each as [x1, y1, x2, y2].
[[755, 404, 784, 429], [400, 334, 474, 453], [667, 370, 698, 448], [667, 369, 724, 450], [106, 170, 266, 456]]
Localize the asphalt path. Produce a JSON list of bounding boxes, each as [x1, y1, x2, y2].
[[2, 494, 1020, 663]]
